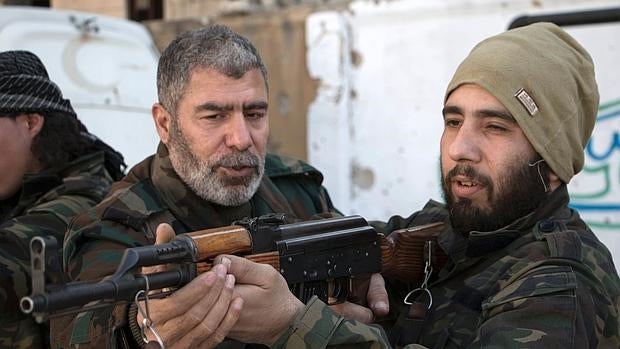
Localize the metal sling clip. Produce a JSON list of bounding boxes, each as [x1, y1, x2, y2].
[[135, 275, 165, 349], [403, 240, 434, 310]]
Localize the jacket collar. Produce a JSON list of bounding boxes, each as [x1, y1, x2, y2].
[[0, 174, 60, 221], [1, 151, 106, 221]]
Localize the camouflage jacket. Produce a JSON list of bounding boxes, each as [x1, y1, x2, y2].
[[52, 143, 339, 349], [273, 185, 620, 349], [0, 152, 113, 349]]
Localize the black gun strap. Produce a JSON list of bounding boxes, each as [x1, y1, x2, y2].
[[256, 176, 296, 216], [389, 302, 429, 348]]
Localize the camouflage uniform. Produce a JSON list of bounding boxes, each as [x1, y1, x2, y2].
[[272, 185, 620, 348], [0, 152, 113, 349], [52, 143, 339, 348]]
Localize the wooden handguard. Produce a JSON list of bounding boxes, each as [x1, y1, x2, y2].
[[196, 251, 280, 274], [380, 222, 448, 283], [187, 225, 253, 260]]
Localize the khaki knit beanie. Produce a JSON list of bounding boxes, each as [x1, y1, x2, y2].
[[444, 22, 599, 183]]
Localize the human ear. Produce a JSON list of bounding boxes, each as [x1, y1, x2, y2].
[[547, 171, 563, 192], [152, 103, 172, 144], [24, 113, 44, 139]]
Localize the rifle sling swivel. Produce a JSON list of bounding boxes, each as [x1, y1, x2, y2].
[[134, 275, 165, 349]]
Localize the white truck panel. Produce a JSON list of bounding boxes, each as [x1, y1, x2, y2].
[[307, 0, 620, 264], [0, 6, 159, 168]]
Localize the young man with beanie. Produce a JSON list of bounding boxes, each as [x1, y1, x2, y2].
[[215, 22, 620, 348], [0, 51, 125, 348]]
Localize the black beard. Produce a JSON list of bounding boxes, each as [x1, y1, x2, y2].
[[441, 157, 548, 235]]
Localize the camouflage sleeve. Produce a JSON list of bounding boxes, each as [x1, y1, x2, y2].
[[63, 211, 150, 281], [0, 194, 101, 349], [471, 263, 618, 348], [50, 211, 151, 348], [272, 296, 391, 349]]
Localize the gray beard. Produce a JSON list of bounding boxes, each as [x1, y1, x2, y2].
[[168, 125, 264, 207]]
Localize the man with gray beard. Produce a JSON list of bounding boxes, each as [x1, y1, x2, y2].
[[167, 116, 264, 207], [51, 25, 387, 349]]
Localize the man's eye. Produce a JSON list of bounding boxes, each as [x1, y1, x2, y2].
[[202, 114, 224, 120], [486, 124, 508, 132], [245, 112, 265, 119], [445, 119, 462, 128]]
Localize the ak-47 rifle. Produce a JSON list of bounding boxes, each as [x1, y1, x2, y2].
[[21, 214, 447, 323]]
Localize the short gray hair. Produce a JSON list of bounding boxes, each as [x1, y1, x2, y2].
[[157, 24, 268, 114]]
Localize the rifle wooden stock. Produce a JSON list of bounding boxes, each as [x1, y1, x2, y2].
[[191, 221, 447, 285], [380, 222, 448, 282]]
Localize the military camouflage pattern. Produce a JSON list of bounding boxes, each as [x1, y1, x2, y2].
[[52, 143, 340, 348], [273, 185, 620, 348], [271, 296, 388, 349], [0, 152, 113, 349]]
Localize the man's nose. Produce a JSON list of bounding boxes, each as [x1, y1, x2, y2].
[[447, 125, 482, 163], [225, 114, 252, 151]]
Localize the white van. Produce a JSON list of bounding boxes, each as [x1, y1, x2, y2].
[[0, 6, 160, 168], [306, 0, 620, 262]]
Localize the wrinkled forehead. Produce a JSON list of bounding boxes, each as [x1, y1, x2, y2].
[[177, 68, 268, 111]]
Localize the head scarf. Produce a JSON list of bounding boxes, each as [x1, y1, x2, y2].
[[0, 50, 77, 118]]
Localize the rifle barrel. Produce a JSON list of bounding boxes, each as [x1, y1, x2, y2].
[[21, 268, 191, 316]]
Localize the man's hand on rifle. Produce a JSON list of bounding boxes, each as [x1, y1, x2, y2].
[[328, 273, 389, 323], [215, 254, 305, 346], [214, 255, 389, 345], [137, 223, 244, 349]]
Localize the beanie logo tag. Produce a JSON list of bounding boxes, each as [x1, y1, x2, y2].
[[515, 88, 538, 116]]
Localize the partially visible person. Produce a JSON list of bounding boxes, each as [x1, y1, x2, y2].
[[0, 51, 125, 348], [216, 22, 620, 348], [54, 24, 386, 349]]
